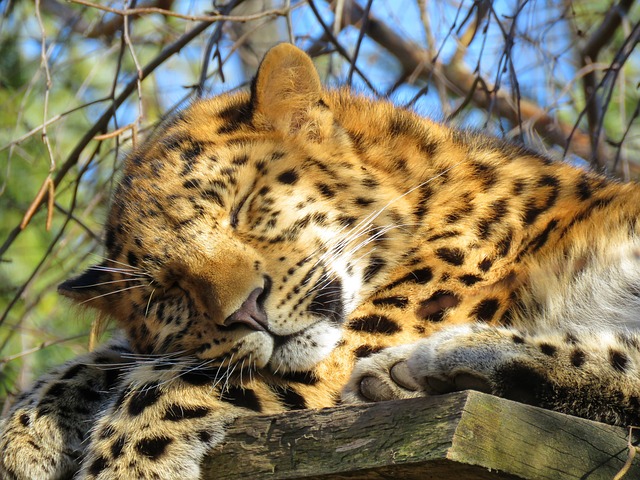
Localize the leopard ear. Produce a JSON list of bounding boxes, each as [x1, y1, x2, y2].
[[252, 43, 328, 137], [58, 264, 111, 307]]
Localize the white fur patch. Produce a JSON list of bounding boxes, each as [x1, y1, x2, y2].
[[269, 321, 342, 372]]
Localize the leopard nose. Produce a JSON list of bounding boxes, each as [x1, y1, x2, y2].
[[223, 279, 270, 331]]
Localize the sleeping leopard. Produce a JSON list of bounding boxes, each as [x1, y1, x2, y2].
[[3, 43, 640, 479]]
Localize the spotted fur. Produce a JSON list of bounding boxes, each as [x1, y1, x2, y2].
[[3, 43, 640, 479]]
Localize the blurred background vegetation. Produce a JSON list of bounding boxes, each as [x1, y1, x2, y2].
[[0, 0, 638, 411]]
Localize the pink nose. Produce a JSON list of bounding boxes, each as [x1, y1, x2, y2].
[[223, 287, 268, 331]]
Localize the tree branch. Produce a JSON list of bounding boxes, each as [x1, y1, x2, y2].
[[578, 0, 635, 169], [69, 0, 294, 25], [41, 0, 175, 39], [582, 0, 636, 60], [338, 0, 598, 162]]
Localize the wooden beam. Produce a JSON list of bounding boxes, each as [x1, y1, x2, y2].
[[205, 391, 640, 479]]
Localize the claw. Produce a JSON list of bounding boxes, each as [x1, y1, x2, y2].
[[389, 362, 420, 391], [359, 376, 395, 402], [423, 376, 456, 395], [453, 373, 491, 393]]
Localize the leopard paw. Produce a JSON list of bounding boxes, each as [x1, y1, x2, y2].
[[405, 325, 496, 395], [342, 344, 424, 403], [342, 325, 513, 405]]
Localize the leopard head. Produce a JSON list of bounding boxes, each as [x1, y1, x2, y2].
[[58, 44, 413, 375]]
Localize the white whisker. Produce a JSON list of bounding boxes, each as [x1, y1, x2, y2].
[[145, 288, 157, 318], [79, 285, 146, 304], [73, 277, 148, 288]]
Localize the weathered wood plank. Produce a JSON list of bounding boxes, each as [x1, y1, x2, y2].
[[205, 391, 640, 479]]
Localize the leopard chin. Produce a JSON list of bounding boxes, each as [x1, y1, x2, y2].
[[267, 321, 343, 373], [197, 320, 341, 374]]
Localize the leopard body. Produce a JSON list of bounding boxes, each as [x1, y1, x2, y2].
[[3, 43, 640, 479]]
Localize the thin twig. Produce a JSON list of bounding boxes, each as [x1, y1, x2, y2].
[[54, 202, 102, 242], [307, 0, 378, 94], [35, 0, 57, 231], [19, 175, 53, 231], [567, 18, 640, 171], [123, 0, 144, 130], [340, 0, 598, 161], [612, 99, 640, 174], [196, 0, 243, 98], [35, 0, 56, 172], [578, 0, 635, 170], [582, 0, 635, 60], [41, 0, 175, 39], [1, 129, 105, 336], [613, 426, 639, 480], [1, 115, 62, 153], [416, 0, 450, 113], [346, 0, 372, 86], [284, 0, 294, 43], [0, 96, 113, 153], [93, 123, 136, 141], [1, 333, 91, 364], [69, 0, 293, 24]]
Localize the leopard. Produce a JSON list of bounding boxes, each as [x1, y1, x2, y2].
[[3, 42, 640, 480]]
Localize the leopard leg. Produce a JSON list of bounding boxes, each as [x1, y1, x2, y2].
[[76, 362, 271, 480], [344, 324, 640, 426], [0, 338, 132, 480]]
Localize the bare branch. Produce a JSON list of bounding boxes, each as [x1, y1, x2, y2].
[[346, 0, 373, 86], [307, 0, 379, 94], [41, 0, 176, 39], [582, 0, 635, 60]]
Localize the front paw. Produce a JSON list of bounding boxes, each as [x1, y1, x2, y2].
[[342, 344, 424, 403], [342, 325, 506, 405]]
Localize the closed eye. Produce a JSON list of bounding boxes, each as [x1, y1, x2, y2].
[[159, 270, 185, 293], [230, 191, 252, 228]]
